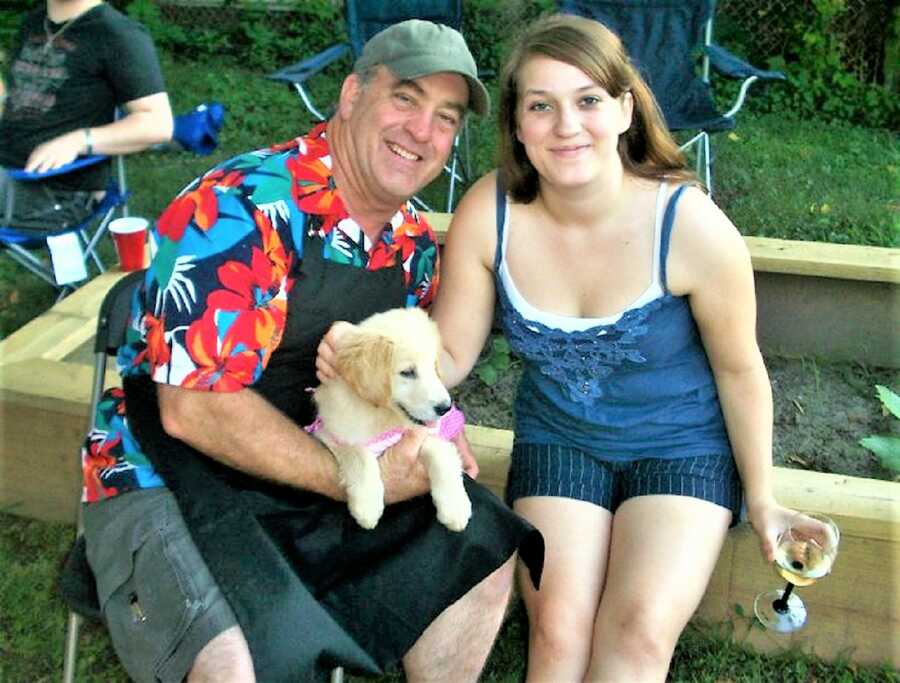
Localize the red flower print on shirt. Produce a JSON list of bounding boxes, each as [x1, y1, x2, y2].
[[157, 168, 245, 242]]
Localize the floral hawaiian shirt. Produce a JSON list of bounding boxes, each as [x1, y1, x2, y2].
[[81, 123, 441, 502]]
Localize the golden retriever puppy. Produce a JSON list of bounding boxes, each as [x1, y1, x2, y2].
[[311, 307, 472, 532]]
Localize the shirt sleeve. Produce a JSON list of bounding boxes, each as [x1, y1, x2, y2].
[[103, 15, 166, 104], [133, 163, 294, 392]]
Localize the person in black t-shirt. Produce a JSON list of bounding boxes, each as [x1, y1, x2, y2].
[[0, 0, 172, 233]]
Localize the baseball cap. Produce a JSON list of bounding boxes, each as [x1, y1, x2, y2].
[[354, 19, 490, 116]]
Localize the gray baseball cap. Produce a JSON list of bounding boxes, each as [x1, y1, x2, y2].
[[354, 19, 490, 116]]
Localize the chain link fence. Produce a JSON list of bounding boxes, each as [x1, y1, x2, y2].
[[718, 0, 892, 84], [144, 0, 892, 84]]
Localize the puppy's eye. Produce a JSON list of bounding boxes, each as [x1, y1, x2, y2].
[[399, 367, 418, 379]]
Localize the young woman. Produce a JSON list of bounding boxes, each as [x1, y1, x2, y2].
[[430, 14, 795, 682]]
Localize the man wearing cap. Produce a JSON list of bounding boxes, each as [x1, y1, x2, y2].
[[74, 19, 542, 683]]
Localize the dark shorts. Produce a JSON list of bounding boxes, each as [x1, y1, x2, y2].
[[1, 169, 97, 234], [83, 488, 238, 683], [506, 442, 743, 523]]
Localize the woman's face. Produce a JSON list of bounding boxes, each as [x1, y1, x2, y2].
[[515, 55, 632, 190]]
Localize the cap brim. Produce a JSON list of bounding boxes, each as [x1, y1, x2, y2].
[[388, 56, 490, 117]]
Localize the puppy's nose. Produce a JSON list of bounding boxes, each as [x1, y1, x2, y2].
[[433, 401, 452, 417]]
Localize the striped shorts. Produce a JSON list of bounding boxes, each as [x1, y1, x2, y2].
[[505, 442, 743, 523]]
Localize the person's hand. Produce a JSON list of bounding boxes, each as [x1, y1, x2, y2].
[[380, 428, 431, 504], [24, 130, 87, 174], [746, 499, 796, 563], [316, 321, 357, 383], [453, 430, 479, 479]]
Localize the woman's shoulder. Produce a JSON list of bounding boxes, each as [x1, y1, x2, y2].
[[670, 184, 743, 248], [667, 184, 751, 291]]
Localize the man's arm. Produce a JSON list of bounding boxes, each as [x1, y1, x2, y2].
[[158, 383, 435, 503], [158, 383, 346, 499], [24, 91, 173, 173]]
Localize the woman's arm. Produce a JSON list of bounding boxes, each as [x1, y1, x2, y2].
[[431, 172, 502, 389], [669, 188, 794, 561]]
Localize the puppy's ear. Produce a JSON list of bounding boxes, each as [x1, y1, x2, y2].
[[335, 332, 394, 407]]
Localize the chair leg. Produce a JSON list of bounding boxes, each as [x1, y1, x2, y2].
[[702, 133, 713, 197], [330, 665, 345, 683], [62, 610, 83, 683]]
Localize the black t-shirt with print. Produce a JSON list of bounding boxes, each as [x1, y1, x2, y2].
[[0, 4, 165, 190]]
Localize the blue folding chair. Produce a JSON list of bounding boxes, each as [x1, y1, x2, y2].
[[560, 0, 786, 195], [267, 0, 474, 212], [0, 154, 129, 299]]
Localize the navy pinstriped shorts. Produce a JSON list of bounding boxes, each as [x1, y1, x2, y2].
[[505, 442, 743, 523]]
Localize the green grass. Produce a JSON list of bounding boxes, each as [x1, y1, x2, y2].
[[2, 514, 897, 683]]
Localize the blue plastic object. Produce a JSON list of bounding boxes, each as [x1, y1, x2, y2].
[[172, 102, 226, 155]]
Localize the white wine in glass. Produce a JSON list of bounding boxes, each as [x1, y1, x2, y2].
[[753, 511, 840, 633]]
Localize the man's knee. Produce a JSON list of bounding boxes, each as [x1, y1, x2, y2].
[[188, 626, 255, 683], [466, 555, 516, 613]]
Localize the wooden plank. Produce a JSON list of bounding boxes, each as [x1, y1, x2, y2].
[[422, 212, 900, 284], [745, 236, 900, 283]]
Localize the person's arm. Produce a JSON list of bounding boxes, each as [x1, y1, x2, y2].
[[430, 172, 501, 389], [158, 383, 345, 498], [669, 187, 795, 561], [24, 91, 173, 173]]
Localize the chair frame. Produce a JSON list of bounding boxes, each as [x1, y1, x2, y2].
[[62, 269, 144, 683]]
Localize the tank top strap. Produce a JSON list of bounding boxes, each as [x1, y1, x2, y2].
[[659, 184, 689, 293], [494, 174, 507, 273]]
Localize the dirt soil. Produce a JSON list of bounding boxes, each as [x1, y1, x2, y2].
[[454, 352, 899, 482]]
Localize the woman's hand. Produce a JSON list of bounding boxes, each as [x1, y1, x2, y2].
[[453, 431, 479, 479], [746, 499, 797, 563], [315, 321, 357, 383]]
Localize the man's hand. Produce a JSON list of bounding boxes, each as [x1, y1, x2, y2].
[[25, 129, 87, 174], [316, 320, 357, 383], [380, 428, 432, 504]]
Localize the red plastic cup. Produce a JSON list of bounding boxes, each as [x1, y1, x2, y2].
[[109, 217, 149, 271]]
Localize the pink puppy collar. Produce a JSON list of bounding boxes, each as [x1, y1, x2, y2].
[[306, 405, 466, 457]]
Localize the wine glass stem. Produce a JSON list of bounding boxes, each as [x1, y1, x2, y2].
[[773, 581, 796, 614]]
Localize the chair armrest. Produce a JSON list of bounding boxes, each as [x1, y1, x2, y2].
[[267, 43, 351, 85], [706, 44, 786, 82], [7, 155, 109, 182]]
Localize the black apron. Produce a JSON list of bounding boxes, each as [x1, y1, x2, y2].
[[123, 233, 544, 682]]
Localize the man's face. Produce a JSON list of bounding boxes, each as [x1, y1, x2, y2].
[[340, 66, 468, 204]]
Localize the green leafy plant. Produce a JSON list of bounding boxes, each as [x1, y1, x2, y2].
[[473, 336, 514, 387], [859, 385, 900, 474]]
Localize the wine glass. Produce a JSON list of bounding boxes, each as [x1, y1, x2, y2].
[[753, 511, 840, 633]]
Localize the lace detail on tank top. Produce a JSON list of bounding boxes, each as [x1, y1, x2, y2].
[[498, 285, 666, 405]]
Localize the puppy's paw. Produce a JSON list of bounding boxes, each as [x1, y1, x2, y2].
[[348, 490, 384, 530], [435, 490, 472, 532]]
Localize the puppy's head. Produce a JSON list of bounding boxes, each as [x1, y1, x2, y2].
[[335, 308, 452, 425]]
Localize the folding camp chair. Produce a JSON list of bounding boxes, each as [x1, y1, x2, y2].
[[0, 154, 129, 299], [267, 0, 474, 212], [59, 269, 144, 683], [560, 0, 786, 195]]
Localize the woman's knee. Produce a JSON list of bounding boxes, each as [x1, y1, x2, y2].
[[595, 602, 681, 666], [528, 596, 596, 661]]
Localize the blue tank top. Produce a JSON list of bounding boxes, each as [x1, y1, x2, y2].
[[494, 181, 732, 461]]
